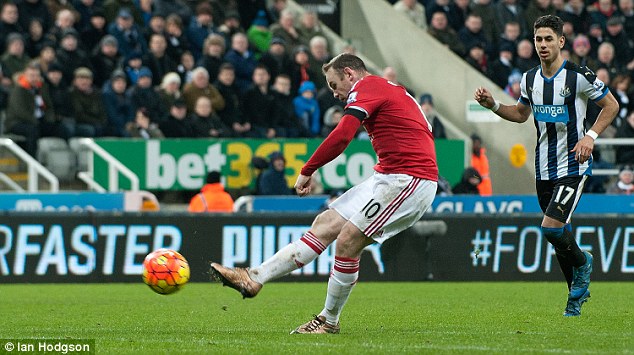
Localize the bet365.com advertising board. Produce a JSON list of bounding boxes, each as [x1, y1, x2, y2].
[[1, 213, 632, 283], [91, 138, 464, 191]]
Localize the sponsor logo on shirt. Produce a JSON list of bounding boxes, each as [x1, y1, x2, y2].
[[532, 105, 569, 123]]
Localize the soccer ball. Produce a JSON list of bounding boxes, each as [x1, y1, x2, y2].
[[142, 249, 190, 295]]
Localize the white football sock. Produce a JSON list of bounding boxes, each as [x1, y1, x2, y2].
[[320, 257, 359, 325], [248, 231, 326, 284]]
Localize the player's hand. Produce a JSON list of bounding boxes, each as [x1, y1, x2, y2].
[[474, 87, 495, 109], [294, 174, 312, 197], [571, 136, 594, 164]]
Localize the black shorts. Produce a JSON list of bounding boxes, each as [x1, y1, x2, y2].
[[536, 176, 588, 224]]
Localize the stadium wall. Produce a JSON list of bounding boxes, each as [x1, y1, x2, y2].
[[341, 0, 536, 195], [1, 213, 632, 283]]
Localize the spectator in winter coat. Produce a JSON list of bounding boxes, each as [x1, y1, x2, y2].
[[258, 151, 291, 195], [293, 80, 320, 137]]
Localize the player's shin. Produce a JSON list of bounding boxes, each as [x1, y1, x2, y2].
[[320, 256, 359, 325], [249, 231, 326, 284], [542, 226, 587, 268]]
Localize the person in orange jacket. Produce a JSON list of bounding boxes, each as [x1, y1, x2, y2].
[[470, 134, 492, 196], [188, 171, 234, 212]]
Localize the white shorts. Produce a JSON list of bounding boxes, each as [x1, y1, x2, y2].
[[330, 172, 437, 244]]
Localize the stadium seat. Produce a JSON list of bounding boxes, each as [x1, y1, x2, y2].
[[37, 137, 75, 181], [69, 137, 90, 173]]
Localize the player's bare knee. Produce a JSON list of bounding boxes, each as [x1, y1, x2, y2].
[[312, 209, 344, 245]]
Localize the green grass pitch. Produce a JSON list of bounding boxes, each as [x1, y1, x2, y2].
[[1, 282, 632, 354]]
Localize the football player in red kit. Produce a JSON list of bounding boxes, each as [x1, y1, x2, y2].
[[211, 53, 438, 334]]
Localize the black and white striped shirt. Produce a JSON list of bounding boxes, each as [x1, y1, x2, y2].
[[519, 60, 608, 180]]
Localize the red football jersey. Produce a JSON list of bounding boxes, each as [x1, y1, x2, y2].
[[347, 76, 438, 181]]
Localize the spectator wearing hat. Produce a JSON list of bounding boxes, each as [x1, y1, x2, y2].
[[44, 62, 74, 132], [419, 93, 446, 139], [160, 98, 195, 138], [504, 69, 522, 100], [70, 67, 109, 137], [144, 33, 178, 86], [259, 36, 293, 82], [90, 35, 121, 89], [6, 61, 69, 156], [293, 80, 320, 137], [103, 0, 143, 25], [108, 8, 147, 56], [487, 41, 515, 89], [258, 151, 291, 195], [320, 105, 343, 137], [247, 10, 272, 56], [270, 9, 301, 51], [164, 14, 190, 64], [607, 165, 634, 194], [1, 33, 30, 80], [569, 35, 599, 72], [213, 63, 245, 136], [241, 64, 277, 138], [102, 69, 134, 136], [0, 3, 23, 52], [605, 16, 633, 69], [298, 11, 325, 47], [197, 34, 226, 84], [452, 167, 482, 195], [183, 66, 225, 114], [17, 0, 51, 35], [187, 3, 218, 61], [157, 72, 182, 115], [224, 32, 257, 94], [218, 11, 244, 48], [80, 9, 107, 53], [129, 66, 165, 122], [188, 171, 234, 213], [124, 50, 144, 85], [56, 28, 91, 87]]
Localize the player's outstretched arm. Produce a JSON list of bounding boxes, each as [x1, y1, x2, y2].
[[295, 115, 361, 196], [474, 86, 531, 123]]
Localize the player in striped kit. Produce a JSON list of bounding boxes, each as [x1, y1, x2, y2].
[[474, 15, 619, 316], [211, 53, 438, 333]]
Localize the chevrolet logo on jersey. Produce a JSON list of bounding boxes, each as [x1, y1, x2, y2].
[[533, 105, 569, 123]]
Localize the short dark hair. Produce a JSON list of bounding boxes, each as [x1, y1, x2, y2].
[[534, 15, 564, 37], [322, 53, 367, 76]]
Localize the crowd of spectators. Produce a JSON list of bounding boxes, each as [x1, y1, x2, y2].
[[1, 0, 633, 194], [0, 0, 353, 158]]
